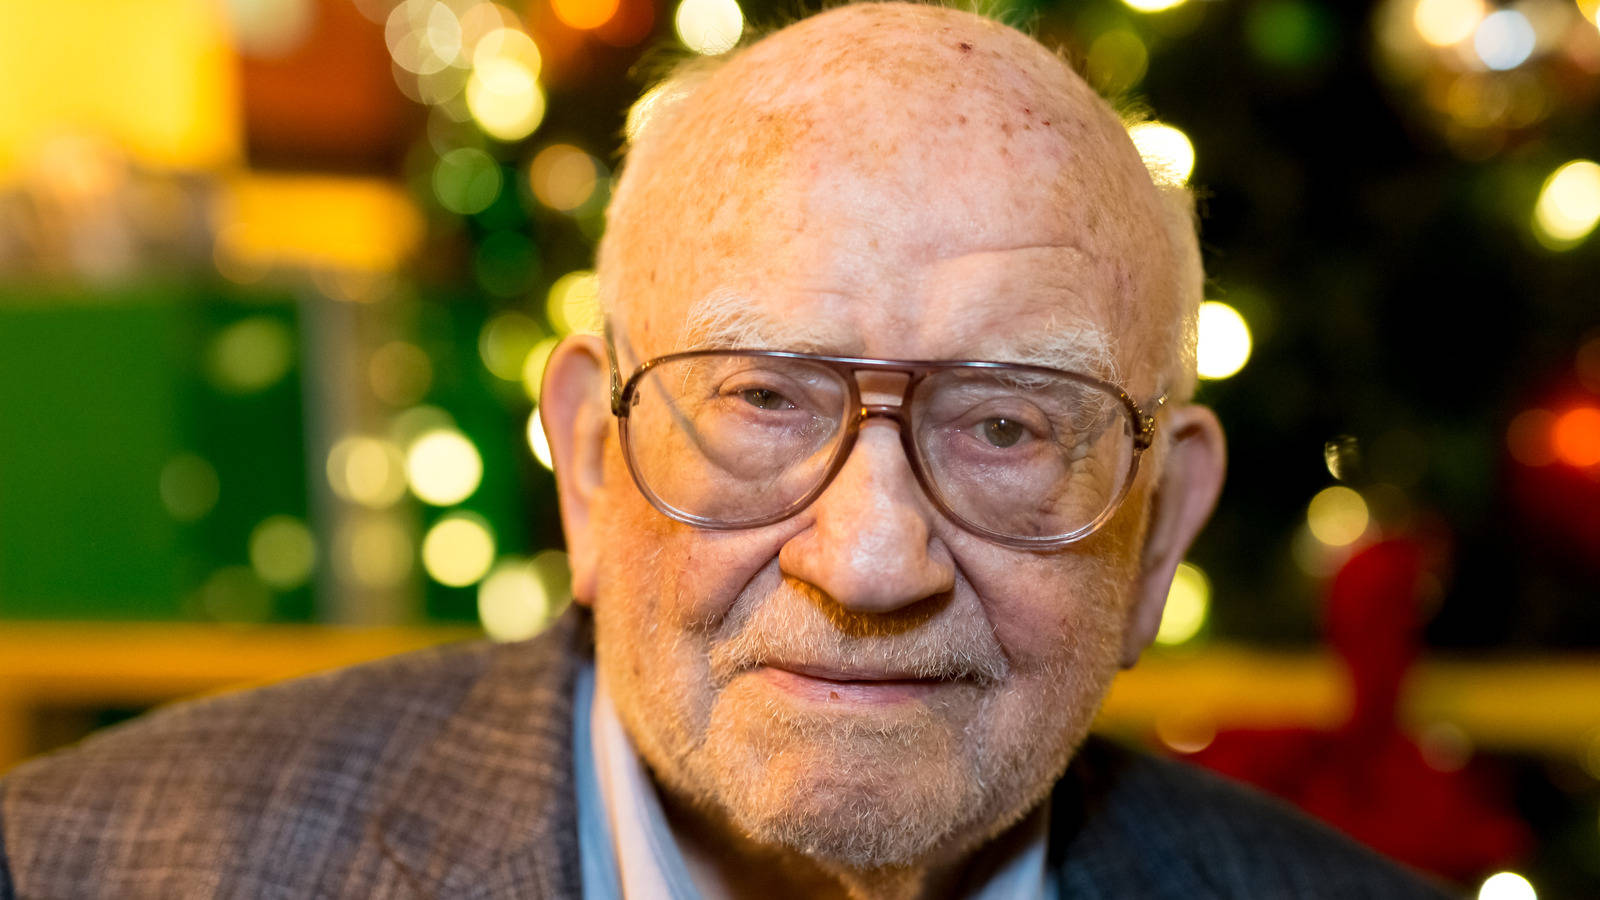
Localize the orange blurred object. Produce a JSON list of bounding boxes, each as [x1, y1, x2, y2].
[[552, 0, 620, 31], [1551, 406, 1600, 467]]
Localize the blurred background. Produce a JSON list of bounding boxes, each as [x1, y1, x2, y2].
[[0, 0, 1596, 895]]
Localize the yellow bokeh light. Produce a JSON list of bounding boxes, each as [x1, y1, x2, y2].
[[1307, 486, 1370, 547], [406, 429, 483, 505], [675, 0, 744, 55], [552, 0, 620, 30], [1533, 159, 1600, 249], [159, 453, 219, 522], [422, 512, 496, 587], [1122, 0, 1188, 12], [467, 59, 546, 141], [248, 515, 316, 590], [206, 317, 295, 394], [546, 270, 601, 334], [1156, 562, 1210, 646], [338, 515, 413, 589], [1477, 872, 1537, 900], [527, 409, 555, 470], [1128, 121, 1195, 187], [1413, 0, 1486, 47], [529, 144, 600, 212], [1154, 713, 1216, 754], [479, 311, 545, 381], [521, 336, 562, 402], [369, 341, 434, 406], [327, 436, 408, 509], [1196, 301, 1252, 379], [1086, 29, 1149, 94], [478, 556, 553, 641]]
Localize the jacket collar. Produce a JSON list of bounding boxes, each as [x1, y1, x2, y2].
[[375, 608, 591, 898]]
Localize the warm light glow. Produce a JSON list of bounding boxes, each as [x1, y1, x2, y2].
[[529, 144, 600, 212], [675, 0, 744, 55], [1086, 29, 1149, 94], [338, 515, 413, 589], [1413, 0, 1486, 47], [1128, 121, 1195, 186], [1507, 409, 1558, 466], [385, 0, 462, 75], [422, 513, 496, 587], [1552, 407, 1600, 467], [626, 80, 694, 145], [327, 436, 408, 509], [1533, 160, 1600, 249], [205, 317, 294, 394], [552, 0, 620, 30], [1122, 0, 1188, 12], [1478, 872, 1537, 900], [1196, 301, 1252, 379], [521, 336, 562, 402], [406, 429, 484, 505], [527, 409, 554, 470], [1474, 10, 1536, 71], [369, 341, 434, 406], [546, 270, 601, 334], [1307, 486, 1370, 546], [478, 556, 553, 641], [1154, 714, 1216, 754], [216, 174, 423, 273], [467, 27, 545, 141], [248, 515, 316, 590], [479, 312, 545, 381], [159, 453, 219, 522], [1156, 562, 1210, 646]]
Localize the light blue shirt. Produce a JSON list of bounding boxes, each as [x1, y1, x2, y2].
[[575, 663, 1051, 899]]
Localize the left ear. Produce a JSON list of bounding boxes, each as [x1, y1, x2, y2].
[[1120, 404, 1227, 667]]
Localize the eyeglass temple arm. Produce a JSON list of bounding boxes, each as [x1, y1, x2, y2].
[[1133, 394, 1168, 452]]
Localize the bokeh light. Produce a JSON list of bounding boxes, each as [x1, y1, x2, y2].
[[248, 515, 316, 590], [527, 409, 554, 470], [479, 311, 544, 381], [1086, 29, 1149, 94], [1122, 0, 1188, 12], [385, 0, 464, 75], [368, 341, 434, 406], [1474, 10, 1536, 71], [1412, 0, 1486, 47], [327, 436, 409, 509], [422, 512, 496, 587], [675, 0, 744, 55], [521, 336, 562, 402], [1551, 406, 1600, 467], [1307, 485, 1370, 546], [546, 270, 601, 334], [528, 144, 600, 212], [337, 515, 413, 589], [159, 453, 220, 522], [1156, 562, 1210, 646], [1533, 159, 1600, 249], [1507, 408, 1558, 466], [1155, 713, 1216, 754], [205, 317, 295, 394], [405, 429, 484, 505], [1128, 121, 1195, 186], [467, 28, 546, 141], [1477, 871, 1537, 900], [552, 0, 620, 31], [195, 566, 273, 622], [433, 147, 502, 214], [478, 550, 570, 641], [1196, 301, 1252, 379]]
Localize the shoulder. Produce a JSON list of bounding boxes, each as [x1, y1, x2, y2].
[[0, 611, 588, 897], [1051, 736, 1458, 899]]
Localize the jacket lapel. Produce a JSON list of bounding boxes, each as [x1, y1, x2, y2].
[[375, 609, 590, 898]]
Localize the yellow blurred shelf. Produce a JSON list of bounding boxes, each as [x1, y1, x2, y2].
[[2, 622, 1597, 773]]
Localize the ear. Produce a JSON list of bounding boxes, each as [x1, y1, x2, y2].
[[539, 334, 613, 606], [1120, 404, 1226, 667]]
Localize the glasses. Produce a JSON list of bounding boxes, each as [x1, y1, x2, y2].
[[609, 348, 1165, 549]]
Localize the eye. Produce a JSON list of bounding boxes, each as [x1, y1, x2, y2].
[[741, 388, 794, 410], [981, 417, 1026, 448]]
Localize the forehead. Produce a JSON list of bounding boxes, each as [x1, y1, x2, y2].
[[612, 5, 1168, 381]]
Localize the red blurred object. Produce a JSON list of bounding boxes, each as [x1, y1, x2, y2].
[[1186, 539, 1531, 882]]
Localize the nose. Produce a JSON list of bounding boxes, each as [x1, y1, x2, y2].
[[777, 418, 956, 614]]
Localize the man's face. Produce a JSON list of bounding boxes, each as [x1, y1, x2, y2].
[[570, 4, 1188, 872]]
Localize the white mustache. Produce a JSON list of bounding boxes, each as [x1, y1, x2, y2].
[[707, 580, 1011, 686]]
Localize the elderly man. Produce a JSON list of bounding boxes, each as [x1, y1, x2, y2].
[[1, 3, 1450, 898]]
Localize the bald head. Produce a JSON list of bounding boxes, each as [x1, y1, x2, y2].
[[600, 1, 1201, 398]]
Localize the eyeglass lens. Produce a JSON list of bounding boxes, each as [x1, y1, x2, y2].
[[622, 354, 1136, 541]]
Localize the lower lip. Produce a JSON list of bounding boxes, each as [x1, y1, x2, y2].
[[753, 666, 947, 705]]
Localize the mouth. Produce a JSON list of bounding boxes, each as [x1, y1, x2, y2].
[[753, 662, 955, 704]]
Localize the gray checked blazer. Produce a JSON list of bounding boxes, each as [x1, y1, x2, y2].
[[1, 608, 1453, 898]]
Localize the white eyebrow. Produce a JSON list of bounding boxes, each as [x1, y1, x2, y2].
[[678, 288, 1120, 381]]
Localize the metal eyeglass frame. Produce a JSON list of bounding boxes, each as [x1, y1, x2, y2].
[[609, 347, 1166, 550]]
